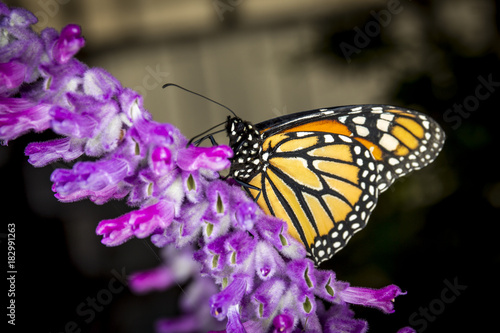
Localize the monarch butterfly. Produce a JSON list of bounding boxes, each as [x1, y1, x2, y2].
[[226, 105, 445, 265]]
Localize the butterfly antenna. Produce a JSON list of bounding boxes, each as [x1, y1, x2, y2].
[[162, 83, 237, 117], [187, 120, 227, 147]]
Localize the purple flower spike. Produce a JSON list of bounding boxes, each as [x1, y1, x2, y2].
[[177, 145, 233, 172], [340, 284, 406, 314], [397, 327, 417, 333], [51, 24, 85, 64]]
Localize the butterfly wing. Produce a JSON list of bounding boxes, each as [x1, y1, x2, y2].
[[256, 105, 445, 193], [245, 131, 379, 264], [242, 105, 445, 264]]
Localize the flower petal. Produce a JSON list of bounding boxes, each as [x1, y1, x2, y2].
[[25, 137, 84, 167], [0, 97, 52, 143], [51, 158, 131, 203], [252, 278, 286, 319], [129, 266, 174, 294], [51, 24, 85, 64], [177, 145, 233, 172], [0, 60, 27, 94], [339, 284, 406, 314], [96, 200, 174, 245], [272, 313, 295, 333], [210, 276, 248, 321]]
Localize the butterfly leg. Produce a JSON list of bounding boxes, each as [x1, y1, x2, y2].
[[232, 178, 262, 202], [192, 134, 219, 147]]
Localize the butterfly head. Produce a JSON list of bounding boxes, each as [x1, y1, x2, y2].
[[226, 116, 264, 180]]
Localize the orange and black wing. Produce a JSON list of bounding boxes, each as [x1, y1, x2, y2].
[[244, 105, 444, 264]]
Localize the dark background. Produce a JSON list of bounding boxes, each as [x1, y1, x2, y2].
[[2, 0, 499, 332]]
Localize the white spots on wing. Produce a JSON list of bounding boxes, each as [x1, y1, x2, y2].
[[339, 135, 352, 143], [376, 119, 390, 132], [380, 113, 394, 121], [379, 133, 399, 151], [352, 116, 366, 125], [356, 125, 370, 137], [388, 157, 399, 165], [324, 134, 334, 143]]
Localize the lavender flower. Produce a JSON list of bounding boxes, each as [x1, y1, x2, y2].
[[0, 3, 416, 332]]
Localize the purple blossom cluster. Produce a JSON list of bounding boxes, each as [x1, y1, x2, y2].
[[0, 3, 415, 333]]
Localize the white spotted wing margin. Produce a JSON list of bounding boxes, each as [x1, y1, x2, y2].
[[332, 105, 446, 193]]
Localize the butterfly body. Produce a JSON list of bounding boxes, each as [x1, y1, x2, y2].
[[227, 105, 445, 265]]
